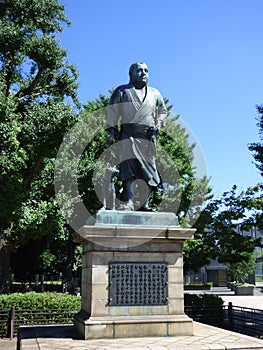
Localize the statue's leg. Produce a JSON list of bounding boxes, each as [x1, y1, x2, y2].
[[122, 177, 135, 210], [138, 184, 155, 212]]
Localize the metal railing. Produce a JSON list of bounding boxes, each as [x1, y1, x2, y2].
[[1, 303, 262, 339], [1, 307, 80, 339], [185, 302, 263, 339], [0, 309, 9, 338], [184, 304, 228, 328], [227, 303, 263, 338]]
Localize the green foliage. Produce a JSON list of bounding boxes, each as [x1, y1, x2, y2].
[[249, 104, 263, 177], [227, 252, 255, 283], [184, 294, 225, 326], [0, 0, 79, 241], [0, 292, 80, 332], [247, 105, 263, 230], [0, 292, 81, 311], [184, 102, 263, 274], [0, 0, 80, 289], [209, 186, 262, 266], [156, 115, 212, 225], [184, 282, 213, 289], [39, 249, 56, 271], [185, 185, 262, 275], [0, 292, 80, 335], [184, 293, 223, 307], [183, 237, 217, 273]]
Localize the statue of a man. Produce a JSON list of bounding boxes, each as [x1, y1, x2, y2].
[[106, 62, 167, 211]]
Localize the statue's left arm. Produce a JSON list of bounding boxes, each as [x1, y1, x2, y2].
[[106, 86, 123, 141]]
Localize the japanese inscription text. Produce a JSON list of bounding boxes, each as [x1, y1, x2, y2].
[[109, 262, 168, 306]]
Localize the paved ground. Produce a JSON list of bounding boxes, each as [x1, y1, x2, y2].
[[15, 322, 263, 349], [0, 338, 17, 350], [1, 284, 263, 350], [2, 326, 263, 350], [222, 294, 263, 309]]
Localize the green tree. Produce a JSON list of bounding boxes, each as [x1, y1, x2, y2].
[[249, 104, 263, 177], [227, 252, 255, 283], [248, 104, 263, 229], [0, 0, 79, 291], [187, 185, 262, 279], [157, 114, 212, 226], [184, 103, 263, 276]]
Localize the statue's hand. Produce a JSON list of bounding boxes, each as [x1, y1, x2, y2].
[[156, 121, 163, 134]]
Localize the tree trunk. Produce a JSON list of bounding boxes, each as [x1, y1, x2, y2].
[[63, 230, 76, 294], [0, 239, 11, 293]]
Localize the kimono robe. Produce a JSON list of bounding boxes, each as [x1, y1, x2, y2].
[[107, 83, 167, 187]]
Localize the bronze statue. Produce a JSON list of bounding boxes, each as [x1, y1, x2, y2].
[[106, 62, 167, 211]]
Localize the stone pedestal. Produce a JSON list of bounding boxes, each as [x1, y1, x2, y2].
[[74, 211, 195, 339]]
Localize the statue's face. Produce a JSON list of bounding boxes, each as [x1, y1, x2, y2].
[[130, 63, 149, 88]]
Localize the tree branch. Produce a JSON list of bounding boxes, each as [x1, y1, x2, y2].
[[17, 65, 44, 99], [25, 155, 45, 183], [2, 53, 12, 98]]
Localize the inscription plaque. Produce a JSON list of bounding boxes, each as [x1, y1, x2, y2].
[[109, 262, 168, 306]]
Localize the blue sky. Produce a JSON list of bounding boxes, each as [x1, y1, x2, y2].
[[60, 0, 263, 197]]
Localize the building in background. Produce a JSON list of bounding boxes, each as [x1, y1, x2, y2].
[[184, 226, 263, 287]]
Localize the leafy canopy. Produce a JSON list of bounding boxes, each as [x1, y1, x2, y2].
[[249, 104, 263, 177], [0, 0, 79, 250], [184, 185, 262, 274]]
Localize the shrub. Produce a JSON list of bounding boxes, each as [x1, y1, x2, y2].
[[184, 282, 213, 290], [0, 292, 81, 311], [184, 293, 223, 307], [0, 292, 81, 335], [184, 294, 225, 326]]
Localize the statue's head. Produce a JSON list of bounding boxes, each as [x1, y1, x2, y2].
[[129, 61, 149, 88]]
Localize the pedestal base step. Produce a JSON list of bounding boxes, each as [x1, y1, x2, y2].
[[74, 312, 193, 340]]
